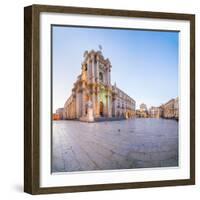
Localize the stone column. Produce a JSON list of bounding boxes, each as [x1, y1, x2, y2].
[[79, 91, 82, 117], [72, 102, 74, 118], [82, 88, 86, 117], [105, 63, 109, 86], [96, 87, 100, 117], [108, 67, 111, 86], [76, 91, 80, 118], [105, 93, 108, 117], [92, 87, 96, 117], [96, 58, 100, 117], [92, 55, 95, 83], [72, 92, 76, 119], [96, 57, 99, 83], [105, 69, 107, 85], [86, 59, 90, 83], [108, 94, 112, 118], [106, 68, 109, 85]]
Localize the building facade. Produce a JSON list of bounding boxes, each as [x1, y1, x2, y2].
[[63, 50, 136, 121], [135, 98, 178, 120], [174, 97, 179, 119], [53, 108, 64, 120], [162, 98, 179, 120], [56, 108, 64, 120], [137, 103, 148, 118], [149, 106, 163, 118]]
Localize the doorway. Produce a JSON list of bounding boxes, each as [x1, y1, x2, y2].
[[100, 101, 104, 116]]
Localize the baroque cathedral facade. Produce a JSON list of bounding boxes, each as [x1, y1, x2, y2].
[[63, 49, 136, 121]]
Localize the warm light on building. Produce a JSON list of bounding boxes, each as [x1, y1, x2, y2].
[[63, 49, 136, 122]]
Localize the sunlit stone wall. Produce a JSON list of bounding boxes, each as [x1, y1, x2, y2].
[[63, 50, 136, 121]]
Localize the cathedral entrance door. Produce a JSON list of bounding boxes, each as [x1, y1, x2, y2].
[[100, 101, 104, 117]]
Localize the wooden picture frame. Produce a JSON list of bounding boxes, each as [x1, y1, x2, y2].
[[24, 4, 195, 194]]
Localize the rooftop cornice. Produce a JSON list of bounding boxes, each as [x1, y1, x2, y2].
[[83, 49, 112, 65]]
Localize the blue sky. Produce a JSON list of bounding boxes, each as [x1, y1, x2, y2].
[[52, 26, 178, 112]]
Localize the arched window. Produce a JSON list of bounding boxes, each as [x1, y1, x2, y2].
[[99, 72, 103, 82]]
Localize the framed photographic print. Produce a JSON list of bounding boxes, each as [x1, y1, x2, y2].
[[24, 4, 195, 194]]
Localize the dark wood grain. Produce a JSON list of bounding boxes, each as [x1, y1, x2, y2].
[[24, 5, 33, 194], [24, 4, 195, 195], [24, 5, 40, 194], [190, 14, 195, 185]]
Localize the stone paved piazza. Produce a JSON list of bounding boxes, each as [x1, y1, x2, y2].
[[52, 119, 178, 173]]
